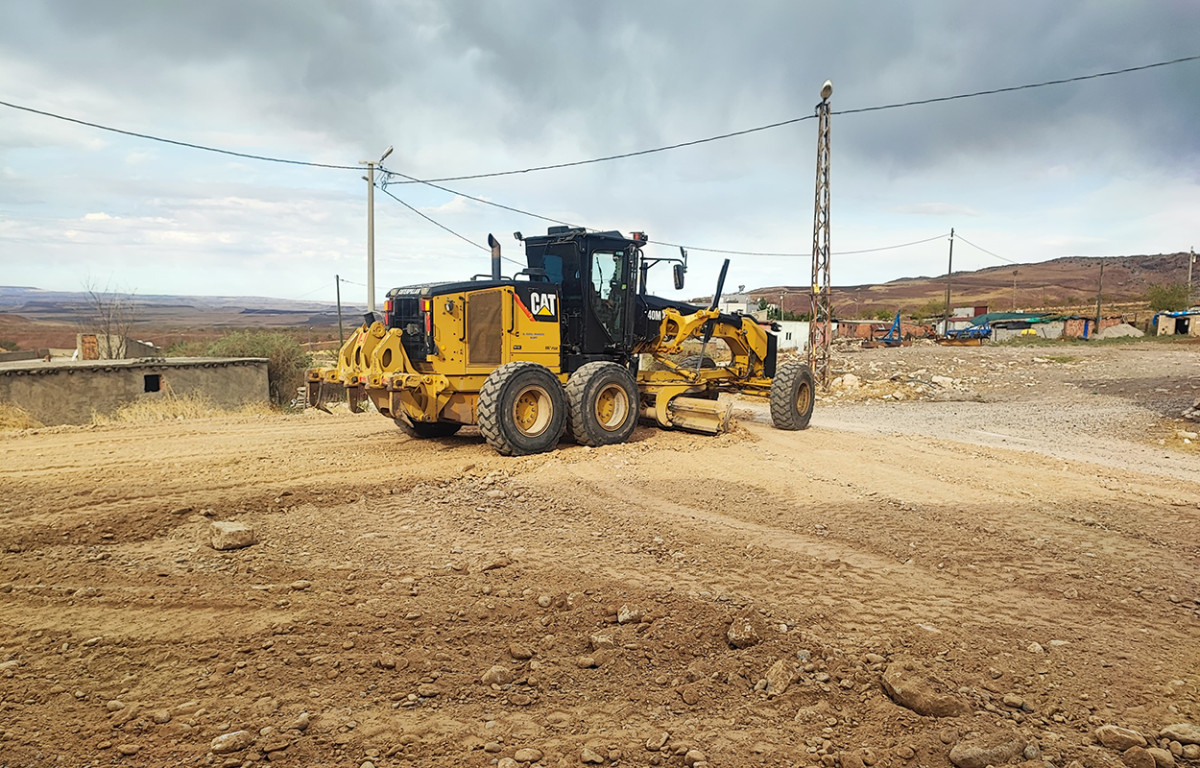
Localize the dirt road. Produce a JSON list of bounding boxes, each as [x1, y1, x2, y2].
[[1, 342, 1198, 768]]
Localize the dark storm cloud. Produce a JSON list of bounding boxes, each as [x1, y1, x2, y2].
[[2, 1, 1198, 297], [4, 1, 1197, 174]]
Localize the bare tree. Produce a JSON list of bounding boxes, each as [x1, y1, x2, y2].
[[80, 280, 138, 360]]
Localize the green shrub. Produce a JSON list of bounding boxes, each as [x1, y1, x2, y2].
[[1146, 282, 1189, 312], [164, 340, 209, 356], [206, 331, 311, 405]]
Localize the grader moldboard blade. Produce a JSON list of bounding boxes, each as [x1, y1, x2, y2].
[[663, 395, 733, 434]]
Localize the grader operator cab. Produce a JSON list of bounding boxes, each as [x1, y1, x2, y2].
[[307, 226, 814, 456]]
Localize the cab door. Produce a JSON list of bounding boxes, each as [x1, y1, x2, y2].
[[588, 247, 633, 350]]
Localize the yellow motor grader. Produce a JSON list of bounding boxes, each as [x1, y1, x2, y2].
[[307, 226, 813, 456]]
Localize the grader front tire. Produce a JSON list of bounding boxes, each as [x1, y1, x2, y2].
[[770, 360, 815, 431], [565, 362, 639, 447], [477, 362, 567, 456]]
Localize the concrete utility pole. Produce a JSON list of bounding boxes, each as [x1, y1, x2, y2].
[[1189, 247, 1196, 307], [808, 80, 833, 387], [335, 274, 344, 347], [942, 228, 955, 335], [360, 145, 394, 314]]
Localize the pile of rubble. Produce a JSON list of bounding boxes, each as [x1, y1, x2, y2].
[[824, 372, 972, 403]]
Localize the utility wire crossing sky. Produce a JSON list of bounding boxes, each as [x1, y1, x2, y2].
[[1, 2, 1197, 302]]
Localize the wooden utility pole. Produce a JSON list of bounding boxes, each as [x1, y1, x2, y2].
[[942, 228, 955, 335], [1095, 258, 1105, 330]]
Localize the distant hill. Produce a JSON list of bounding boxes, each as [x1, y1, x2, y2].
[[0, 287, 361, 351], [755, 252, 1192, 318]]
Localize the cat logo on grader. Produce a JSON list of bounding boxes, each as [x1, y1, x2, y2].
[[308, 227, 814, 456], [528, 292, 557, 318]]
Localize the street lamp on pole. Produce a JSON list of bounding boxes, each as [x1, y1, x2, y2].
[[361, 145, 393, 315]]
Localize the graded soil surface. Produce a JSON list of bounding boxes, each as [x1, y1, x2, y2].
[[1, 341, 1199, 768]]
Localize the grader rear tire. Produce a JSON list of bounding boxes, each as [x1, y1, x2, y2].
[[565, 362, 639, 447], [394, 415, 462, 439], [770, 360, 815, 430], [477, 362, 567, 456]]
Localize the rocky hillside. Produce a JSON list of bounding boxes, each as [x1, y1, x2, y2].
[[758, 252, 1193, 318]]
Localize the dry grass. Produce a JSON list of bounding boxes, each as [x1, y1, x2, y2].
[[92, 388, 273, 425], [0, 402, 44, 431]]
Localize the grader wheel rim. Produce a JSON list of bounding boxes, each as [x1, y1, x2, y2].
[[512, 384, 553, 437], [593, 382, 630, 432], [796, 378, 813, 415]]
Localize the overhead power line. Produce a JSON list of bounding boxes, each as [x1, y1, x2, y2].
[[378, 166, 575, 227], [382, 162, 951, 259], [834, 54, 1200, 118], [652, 232, 951, 258], [374, 183, 525, 266], [3, 53, 1196, 183], [384, 54, 1200, 184], [955, 234, 1020, 265], [0, 98, 361, 170], [376, 184, 487, 252], [387, 115, 817, 185]]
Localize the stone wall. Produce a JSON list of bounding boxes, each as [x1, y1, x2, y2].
[[0, 358, 269, 426]]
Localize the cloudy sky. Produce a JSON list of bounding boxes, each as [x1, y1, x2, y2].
[[2, 1, 1198, 305]]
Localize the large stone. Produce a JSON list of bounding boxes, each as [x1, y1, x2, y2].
[[646, 732, 670, 751], [882, 661, 971, 718], [211, 730, 255, 754], [1146, 748, 1175, 768], [209, 521, 257, 551], [1123, 747, 1156, 768], [764, 659, 796, 696], [481, 665, 513, 686], [727, 615, 762, 649], [1096, 726, 1148, 751], [841, 751, 866, 768], [948, 728, 1029, 768], [1147, 748, 1176, 768], [617, 604, 644, 624], [1160, 725, 1200, 746]]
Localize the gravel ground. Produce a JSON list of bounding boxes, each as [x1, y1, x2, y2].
[[740, 339, 1200, 482], [1, 337, 1198, 767]]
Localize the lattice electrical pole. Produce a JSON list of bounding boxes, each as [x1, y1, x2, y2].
[[808, 80, 833, 387]]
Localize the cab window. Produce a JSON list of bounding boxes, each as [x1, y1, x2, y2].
[[591, 250, 627, 340]]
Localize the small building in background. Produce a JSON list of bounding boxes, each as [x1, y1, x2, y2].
[[1155, 310, 1200, 337], [773, 320, 810, 352], [836, 319, 887, 340], [0, 357, 269, 426], [76, 333, 161, 360], [718, 293, 758, 316]]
